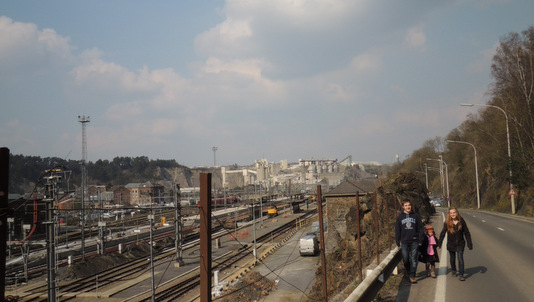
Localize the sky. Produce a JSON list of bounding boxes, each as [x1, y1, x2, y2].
[[1, 0, 534, 167]]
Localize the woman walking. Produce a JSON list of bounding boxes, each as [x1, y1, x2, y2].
[[438, 207, 473, 281]]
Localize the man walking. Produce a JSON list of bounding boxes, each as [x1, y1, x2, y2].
[[395, 199, 424, 284]]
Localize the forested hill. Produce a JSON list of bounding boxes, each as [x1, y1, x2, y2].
[[8, 154, 193, 195]]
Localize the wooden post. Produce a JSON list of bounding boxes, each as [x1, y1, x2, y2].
[[199, 173, 212, 302]]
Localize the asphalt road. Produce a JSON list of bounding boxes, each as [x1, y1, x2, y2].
[[252, 224, 320, 302], [398, 208, 534, 302]]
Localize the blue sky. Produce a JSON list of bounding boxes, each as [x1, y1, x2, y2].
[[1, 0, 533, 167]]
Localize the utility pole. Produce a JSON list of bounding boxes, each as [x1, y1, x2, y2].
[[199, 173, 212, 302], [78, 115, 90, 261], [0, 147, 10, 300]]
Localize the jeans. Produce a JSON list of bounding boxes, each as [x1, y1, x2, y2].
[[401, 241, 419, 278], [449, 250, 465, 276]]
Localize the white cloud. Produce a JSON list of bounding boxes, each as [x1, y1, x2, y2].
[[195, 18, 254, 58], [104, 102, 143, 121], [197, 1, 443, 79], [204, 56, 264, 78], [349, 52, 383, 73], [3, 0, 526, 165], [0, 16, 75, 77], [72, 59, 160, 93], [404, 25, 427, 51]]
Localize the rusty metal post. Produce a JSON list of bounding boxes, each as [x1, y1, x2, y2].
[[200, 173, 212, 302], [374, 192, 379, 264], [356, 192, 362, 283], [394, 196, 398, 217], [317, 185, 328, 302], [0, 147, 9, 300], [385, 195, 391, 249]]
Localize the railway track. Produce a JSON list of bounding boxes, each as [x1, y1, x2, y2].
[[6, 203, 316, 301], [130, 209, 317, 302], [5, 204, 241, 284]]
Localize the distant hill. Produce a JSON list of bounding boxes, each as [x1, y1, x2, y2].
[[7, 154, 219, 195]]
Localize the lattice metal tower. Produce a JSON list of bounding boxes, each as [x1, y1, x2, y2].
[[78, 115, 90, 261]]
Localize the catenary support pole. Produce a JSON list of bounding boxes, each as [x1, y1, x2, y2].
[[175, 183, 184, 266], [149, 210, 155, 302], [45, 173, 58, 301]]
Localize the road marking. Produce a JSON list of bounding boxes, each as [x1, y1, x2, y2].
[[481, 220, 486, 223], [435, 211, 447, 302], [497, 227, 505, 231]]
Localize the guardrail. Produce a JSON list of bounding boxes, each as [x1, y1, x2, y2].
[[344, 247, 401, 302]]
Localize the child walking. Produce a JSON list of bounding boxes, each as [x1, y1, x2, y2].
[[419, 224, 439, 278]]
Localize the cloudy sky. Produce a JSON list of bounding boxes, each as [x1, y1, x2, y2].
[[1, 1, 533, 167]]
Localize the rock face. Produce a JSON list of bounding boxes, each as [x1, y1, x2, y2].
[[378, 172, 434, 222], [313, 172, 432, 299]]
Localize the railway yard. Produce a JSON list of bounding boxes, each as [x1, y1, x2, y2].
[[5, 199, 319, 301]]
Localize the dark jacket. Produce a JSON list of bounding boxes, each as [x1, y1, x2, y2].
[[418, 234, 440, 263], [438, 219, 473, 251], [395, 211, 424, 246]]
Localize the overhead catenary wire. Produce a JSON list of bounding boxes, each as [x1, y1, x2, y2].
[[209, 209, 315, 301]]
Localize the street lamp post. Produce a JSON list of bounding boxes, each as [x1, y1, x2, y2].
[[426, 158, 444, 198], [447, 140, 481, 209], [425, 163, 428, 190], [427, 167, 442, 197], [440, 156, 450, 207], [461, 103, 515, 214], [427, 157, 450, 207]]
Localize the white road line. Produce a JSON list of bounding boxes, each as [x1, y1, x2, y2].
[[435, 211, 447, 302], [497, 227, 505, 231], [481, 220, 486, 223]]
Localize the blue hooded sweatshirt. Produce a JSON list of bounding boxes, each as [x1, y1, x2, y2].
[[395, 211, 424, 246]]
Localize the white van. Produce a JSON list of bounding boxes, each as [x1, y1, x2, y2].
[[299, 233, 319, 256]]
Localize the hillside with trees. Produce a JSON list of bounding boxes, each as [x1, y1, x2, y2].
[[392, 26, 534, 217], [8, 155, 186, 195]]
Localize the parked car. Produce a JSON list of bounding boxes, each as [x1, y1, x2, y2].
[[311, 220, 328, 234], [430, 198, 442, 207]]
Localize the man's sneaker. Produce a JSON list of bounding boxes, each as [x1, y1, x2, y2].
[[410, 277, 418, 284], [451, 271, 458, 277], [459, 275, 465, 281]]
